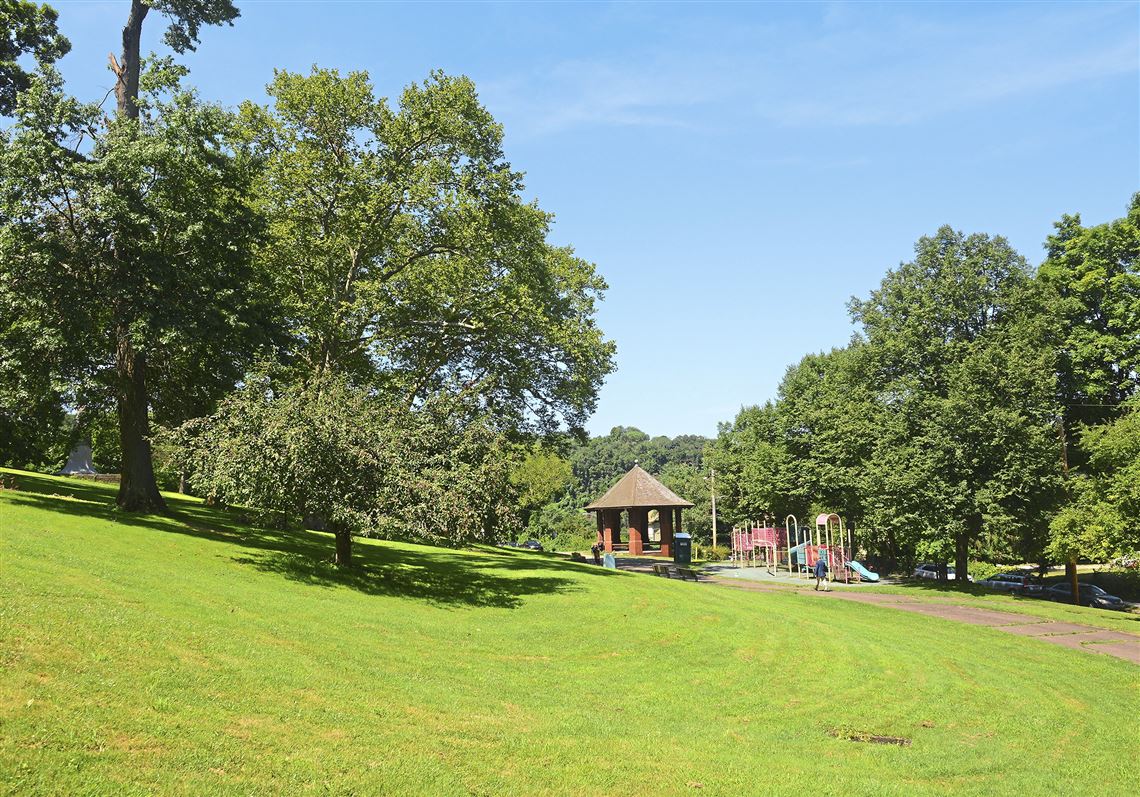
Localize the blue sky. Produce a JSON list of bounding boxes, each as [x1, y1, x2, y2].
[[49, 0, 1139, 437]]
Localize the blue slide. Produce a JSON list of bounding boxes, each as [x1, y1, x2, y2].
[[789, 542, 809, 568], [846, 561, 880, 582]]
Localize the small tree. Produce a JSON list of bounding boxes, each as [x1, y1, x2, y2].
[[192, 375, 390, 567], [192, 374, 521, 566], [510, 449, 573, 529]]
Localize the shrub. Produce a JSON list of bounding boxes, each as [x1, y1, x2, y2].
[[693, 543, 728, 562]]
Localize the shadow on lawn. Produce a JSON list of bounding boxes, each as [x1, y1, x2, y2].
[[4, 471, 613, 609]]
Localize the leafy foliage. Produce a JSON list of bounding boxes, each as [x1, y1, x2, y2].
[[190, 374, 521, 564], [239, 67, 615, 434], [147, 1, 240, 54], [0, 0, 70, 115], [1039, 193, 1140, 460], [510, 449, 573, 523], [1049, 396, 1140, 563]]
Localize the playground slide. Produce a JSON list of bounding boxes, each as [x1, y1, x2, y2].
[[846, 561, 880, 582], [789, 542, 808, 567]]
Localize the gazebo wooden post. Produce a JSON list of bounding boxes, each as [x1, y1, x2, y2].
[[595, 511, 604, 547], [675, 507, 683, 536], [659, 506, 674, 557], [602, 509, 616, 552], [628, 508, 645, 556]]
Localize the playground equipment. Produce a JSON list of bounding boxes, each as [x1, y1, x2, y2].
[[730, 520, 784, 572], [847, 560, 879, 582], [731, 512, 879, 583]]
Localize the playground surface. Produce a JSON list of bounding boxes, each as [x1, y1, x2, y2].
[[705, 563, 896, 587]]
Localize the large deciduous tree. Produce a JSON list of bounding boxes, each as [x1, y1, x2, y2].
[[0, 60, 267, 510], [850, 227, 1063, 581], [103, 0, 241, 510], [239, 67, 615, 434]]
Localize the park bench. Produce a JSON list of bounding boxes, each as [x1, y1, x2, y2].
[[651, 564, 700, 581]]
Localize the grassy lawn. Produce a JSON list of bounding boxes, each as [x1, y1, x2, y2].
[[704, 566, 1140, 634], [852, 581, 1140, 634], [2, 468, 1137, 796]]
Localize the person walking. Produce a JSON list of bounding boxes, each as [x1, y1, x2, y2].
[[813, 556, 829, 591]]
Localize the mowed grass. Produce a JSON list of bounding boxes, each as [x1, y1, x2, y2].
[[723, 573, 1140, 634], [855, 580, 1140, 634], [1, 470, 1137, 796]]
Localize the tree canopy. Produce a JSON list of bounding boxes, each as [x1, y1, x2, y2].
[[240, 67, 615, 435], [0, 0, 70, 116], [0, 62, 270, 510]]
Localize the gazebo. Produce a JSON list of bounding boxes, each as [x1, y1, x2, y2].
[[585, 464, 694, 556]]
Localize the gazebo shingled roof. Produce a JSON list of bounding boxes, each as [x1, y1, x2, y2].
[[585, 464, 694, 511]]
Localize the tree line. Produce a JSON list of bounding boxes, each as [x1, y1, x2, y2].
[[0, 1, 616, 565], [705, 204, 1140, 581], [513, 427, 714, 547]]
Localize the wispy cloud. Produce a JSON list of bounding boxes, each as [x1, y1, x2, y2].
[[480, 3, 1137, 137], [761, 8, 1138, 127], [480, 57, 728, 136]]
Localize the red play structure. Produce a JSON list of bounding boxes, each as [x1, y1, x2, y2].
[[730, 513, 876, 583]]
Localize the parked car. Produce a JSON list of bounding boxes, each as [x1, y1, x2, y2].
[[976, 572, 1044, 596], [1045, 582, 1127, 610], [912, 563, 972, 582], [520, 539, 544, 551]]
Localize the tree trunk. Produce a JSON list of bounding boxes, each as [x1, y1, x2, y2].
[[1067, 558, 1080, 606], [116, 327, 166, 512], [111, 0, 164, 513], [955, 531, 970, 586], [334, 528, 353, 568], [114, 0, 148, 119]]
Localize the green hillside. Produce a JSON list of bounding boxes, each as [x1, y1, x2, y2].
[[1, 469, 1136, 796]]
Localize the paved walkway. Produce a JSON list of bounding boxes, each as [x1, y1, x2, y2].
[[705, 574, 1140, 665]]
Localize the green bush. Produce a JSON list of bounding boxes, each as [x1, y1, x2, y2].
[[968, 561, 1007, 581], [693, 543, 728, 562], [525, 503, 595, 552]]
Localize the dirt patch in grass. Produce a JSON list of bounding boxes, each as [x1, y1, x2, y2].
[[828, 727, 912, 746]]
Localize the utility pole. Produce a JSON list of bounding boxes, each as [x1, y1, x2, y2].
[[710, 468, 717, 549]]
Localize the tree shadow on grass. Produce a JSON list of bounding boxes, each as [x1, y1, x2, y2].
[[3, 470, 618, 609]]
